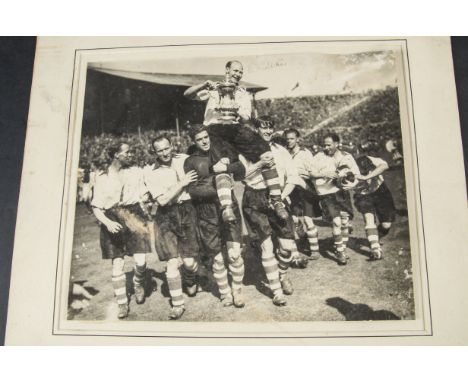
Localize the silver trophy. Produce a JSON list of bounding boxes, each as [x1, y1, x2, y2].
[[215, 74, 239, 124]]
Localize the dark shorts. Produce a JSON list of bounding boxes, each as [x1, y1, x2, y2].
[[289, 187, 322, 219], [242, 187, 295, 242], [153, 201, 200, 261], [354, 182, 396, 223], [207, 123, 270, 163], [195, 201, 242, 257], [319, 190, 354, 220], [100, 204, 151, 260]]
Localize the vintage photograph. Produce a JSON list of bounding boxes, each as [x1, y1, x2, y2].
[[62, 41, 424, 332]]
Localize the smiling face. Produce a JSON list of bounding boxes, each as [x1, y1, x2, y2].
[[194, 129, 211, 152], [152, 138, 173, 165], [258, 124, 274, 142], [226, 61, 244, 85], [323, 137, 339, 156]]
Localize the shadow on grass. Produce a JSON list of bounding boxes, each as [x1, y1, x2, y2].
[[241, 240, 276, 299], [125, 267, 166, 299], [346, 237, 372, 258], [326, 297, 400, 321]]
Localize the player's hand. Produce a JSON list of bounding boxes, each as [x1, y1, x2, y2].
[[204, 80, 218, 90], [106, 220, 123, 234], [181, 170, 198, 186], [259, 152, 275, 168], [213, 160, 228, 173]]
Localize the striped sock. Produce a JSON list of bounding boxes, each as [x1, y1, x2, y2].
[[260, 239, 282, 295], [227, 242, 244, 292], [182, 258, 199, 288], [365, 225, 381, 254], [334, 233, 345, 255], [213, 254, 231, 297], [112, 273, 127, 305], [306, 226, 320, 254], [341, 215, 350, 248], [261, 165, 282, 201], [133, 263, 146, 287], [215, 173, 233, 209], [277, 238, 295, 279], [166, 261, 184, 307]]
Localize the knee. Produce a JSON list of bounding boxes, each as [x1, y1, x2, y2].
[[381, 222, 392, 229], [167, 258, 180, 274], [303, 217, 315, 230], [227, 247, 242, 265], [133, 253, 147, 266], [260, 237, 274, 255], [213, 253, 225, 268], [183, 257, 198, 272], [112, 258, 125, 275], [332, 217, 342, 228]]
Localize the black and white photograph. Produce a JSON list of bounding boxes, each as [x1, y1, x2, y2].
[[47, 39, 432, 337]]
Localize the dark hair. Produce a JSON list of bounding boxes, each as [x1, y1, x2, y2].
[[284, 128, 301, 138], [253, 115, 275, 129], [323, 133, 340, 143], [107, 142, 126, 160], [225, 60, 242, 69], [188, 124, 208, 140], [150, 134, 171, 153], [359, 139, 380, 155]]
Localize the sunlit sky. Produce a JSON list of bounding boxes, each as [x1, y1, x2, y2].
[[95, 49, 398, 99]]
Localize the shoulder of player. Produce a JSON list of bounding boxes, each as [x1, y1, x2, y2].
[[313, 151, 326, 159], [174, 153, 189, 162], [272, 144, 294, 161]]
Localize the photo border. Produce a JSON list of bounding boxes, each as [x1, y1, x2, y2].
[[51, 38, 432, 339]]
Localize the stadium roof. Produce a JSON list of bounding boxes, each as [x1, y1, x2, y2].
[[88, 66, 268, 94]]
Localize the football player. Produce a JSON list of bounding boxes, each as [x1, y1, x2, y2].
[[239, 116, 303, 306], [184, 61, 289, 223], [308, 133, 360, 265], [144, 135, 200, 320], [354, 140, 396, 260], [91, 143, 151, 319], [184, 125, 246, 308]]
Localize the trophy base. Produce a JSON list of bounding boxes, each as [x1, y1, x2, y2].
[[218, 116, 238, 124]]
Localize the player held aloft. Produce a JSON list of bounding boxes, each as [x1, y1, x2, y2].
[[183, 60, 289, 224]]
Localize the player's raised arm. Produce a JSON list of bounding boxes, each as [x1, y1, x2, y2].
[[184, 80, 217, 100]]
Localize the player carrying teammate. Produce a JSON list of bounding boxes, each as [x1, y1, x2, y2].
[[184, 125, 246, 308], [184, 60, 289, 223], [144, 135, 200, 320], [91, 142, 151, 319], [240, 116, 303, 306]]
